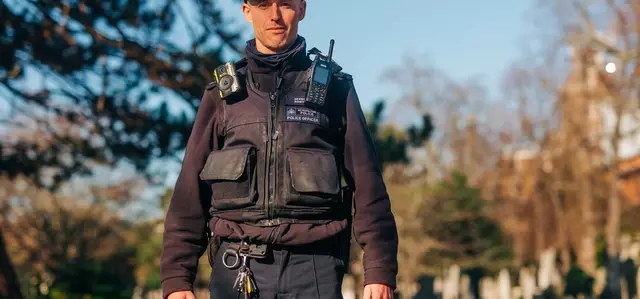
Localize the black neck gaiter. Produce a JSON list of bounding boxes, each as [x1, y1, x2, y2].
[[245, 35, 306, 73]]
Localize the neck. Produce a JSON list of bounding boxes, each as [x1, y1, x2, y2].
[[256, 41, 291, 55], [255, 36, 299, 54]]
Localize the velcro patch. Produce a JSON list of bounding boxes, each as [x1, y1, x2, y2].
[[288, 96, 307, 105], [284, 91, 329, 111], [284, 106, 328, 127]]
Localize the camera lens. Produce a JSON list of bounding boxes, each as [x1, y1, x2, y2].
[[219, 75, 233, 90]]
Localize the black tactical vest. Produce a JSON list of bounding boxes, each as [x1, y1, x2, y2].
[[200, 60, 352, 226]]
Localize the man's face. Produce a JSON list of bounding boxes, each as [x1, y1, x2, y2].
[[242, 0, 306, 54]]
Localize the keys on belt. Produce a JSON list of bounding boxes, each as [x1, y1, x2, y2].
[[222, 241, 267, 298]]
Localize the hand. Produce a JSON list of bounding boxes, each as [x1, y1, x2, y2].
[[363, 284, 394, 299], [167, 291, 195, 299]]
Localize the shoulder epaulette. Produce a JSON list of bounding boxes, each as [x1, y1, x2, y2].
[[334, 71, 352, 81], [308, 46, 345, 74], [205, 81, 217, 90], [235, 57, 248, 72]]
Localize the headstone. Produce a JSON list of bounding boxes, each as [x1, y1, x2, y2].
[[538, 248, 562, 293], [434, 276, 443, 295], [520, 267, 536, 299], [511, 286, 522, 299], [630, 241, 640, 264], [480, 277, 497, 299], [443, 265, 461, 299], [538, 249, 556, 290], [460, 275, 471, 299], [593, 267, 607, 295], [498, 269, 511, 299]]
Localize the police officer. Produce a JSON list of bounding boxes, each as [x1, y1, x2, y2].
[[160, 0, 398, 298]]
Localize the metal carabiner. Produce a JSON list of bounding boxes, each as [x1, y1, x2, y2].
[[222, 248, 241, 269]]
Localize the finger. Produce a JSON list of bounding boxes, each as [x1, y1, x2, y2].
[[386, 289, 394, 299], [369, 287, 381, 299], [363, 286, 372, 299], [375, 287, 388, 299], [187, 292, 196, 299]]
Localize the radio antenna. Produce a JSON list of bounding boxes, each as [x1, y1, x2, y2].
[[327, 39, 335, 62]]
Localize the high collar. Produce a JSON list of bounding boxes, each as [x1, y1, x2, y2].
[[243, 36, 311, 92], [244, 35, 311, 74]]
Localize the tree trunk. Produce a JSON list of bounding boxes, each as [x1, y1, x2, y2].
[[548, 179, 571, 274], [533, 193, 545, 259], [0, 230, 24, 299], [603, 178, 622, 299], [604, 94, 624, 299], [578, 173, 597, 276]]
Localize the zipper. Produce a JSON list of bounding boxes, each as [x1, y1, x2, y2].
[[265, 74, 283, 219]]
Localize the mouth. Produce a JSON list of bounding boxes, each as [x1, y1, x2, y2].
[[266, 27, 286, 33]]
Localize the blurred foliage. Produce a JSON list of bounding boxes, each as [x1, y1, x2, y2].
[[0, 0, 244, 296], [132, 221, 164, 292], [421, 171, 513, 274], [127, 188, 211, 293], [46, 254, 137, 299], [365, 100, 433, 165], [1, 178, 141, 298], [563, 263, 595, 297], [0, 0, 244, 189]]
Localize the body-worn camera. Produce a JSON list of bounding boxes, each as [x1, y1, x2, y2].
[[306, 39, 335, 107], [213, 62, 242, 99]]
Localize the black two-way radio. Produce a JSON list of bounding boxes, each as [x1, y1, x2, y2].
[[306, 39, 335, 106]]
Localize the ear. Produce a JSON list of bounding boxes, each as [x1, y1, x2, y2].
[[242, 3, 253, 23], [298, 0, 306, 21]]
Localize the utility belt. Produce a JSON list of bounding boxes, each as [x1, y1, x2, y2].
[[210, 235, 345, 267], [221, 241, 269, 269]]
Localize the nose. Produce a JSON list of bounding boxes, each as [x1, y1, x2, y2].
[[268, 3, 281, 21]]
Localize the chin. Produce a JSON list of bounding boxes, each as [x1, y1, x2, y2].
[[269, 40, 290, 50]]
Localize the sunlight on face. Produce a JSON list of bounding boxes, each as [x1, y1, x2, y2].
[[242, 0, 306, 54]]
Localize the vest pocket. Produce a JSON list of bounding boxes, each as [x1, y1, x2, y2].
[[285, 148, 341, 206], [199, 146, 258, 210]]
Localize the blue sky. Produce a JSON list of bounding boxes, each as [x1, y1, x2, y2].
[[217, 0, 536, 114], [1, 0, 540, 216]]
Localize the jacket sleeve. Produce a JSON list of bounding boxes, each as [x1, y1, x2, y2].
[[160, 90, 220, 298], [341, 79, 399, 289]]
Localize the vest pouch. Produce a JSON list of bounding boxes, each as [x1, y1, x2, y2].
[[285, 148, 341, 206], [199, 146, 258, 210]]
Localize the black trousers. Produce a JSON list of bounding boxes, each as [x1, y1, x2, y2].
[[210, 238, 346, 299]]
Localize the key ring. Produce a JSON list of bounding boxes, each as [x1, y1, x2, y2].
[[222, 249, 240, 269]]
